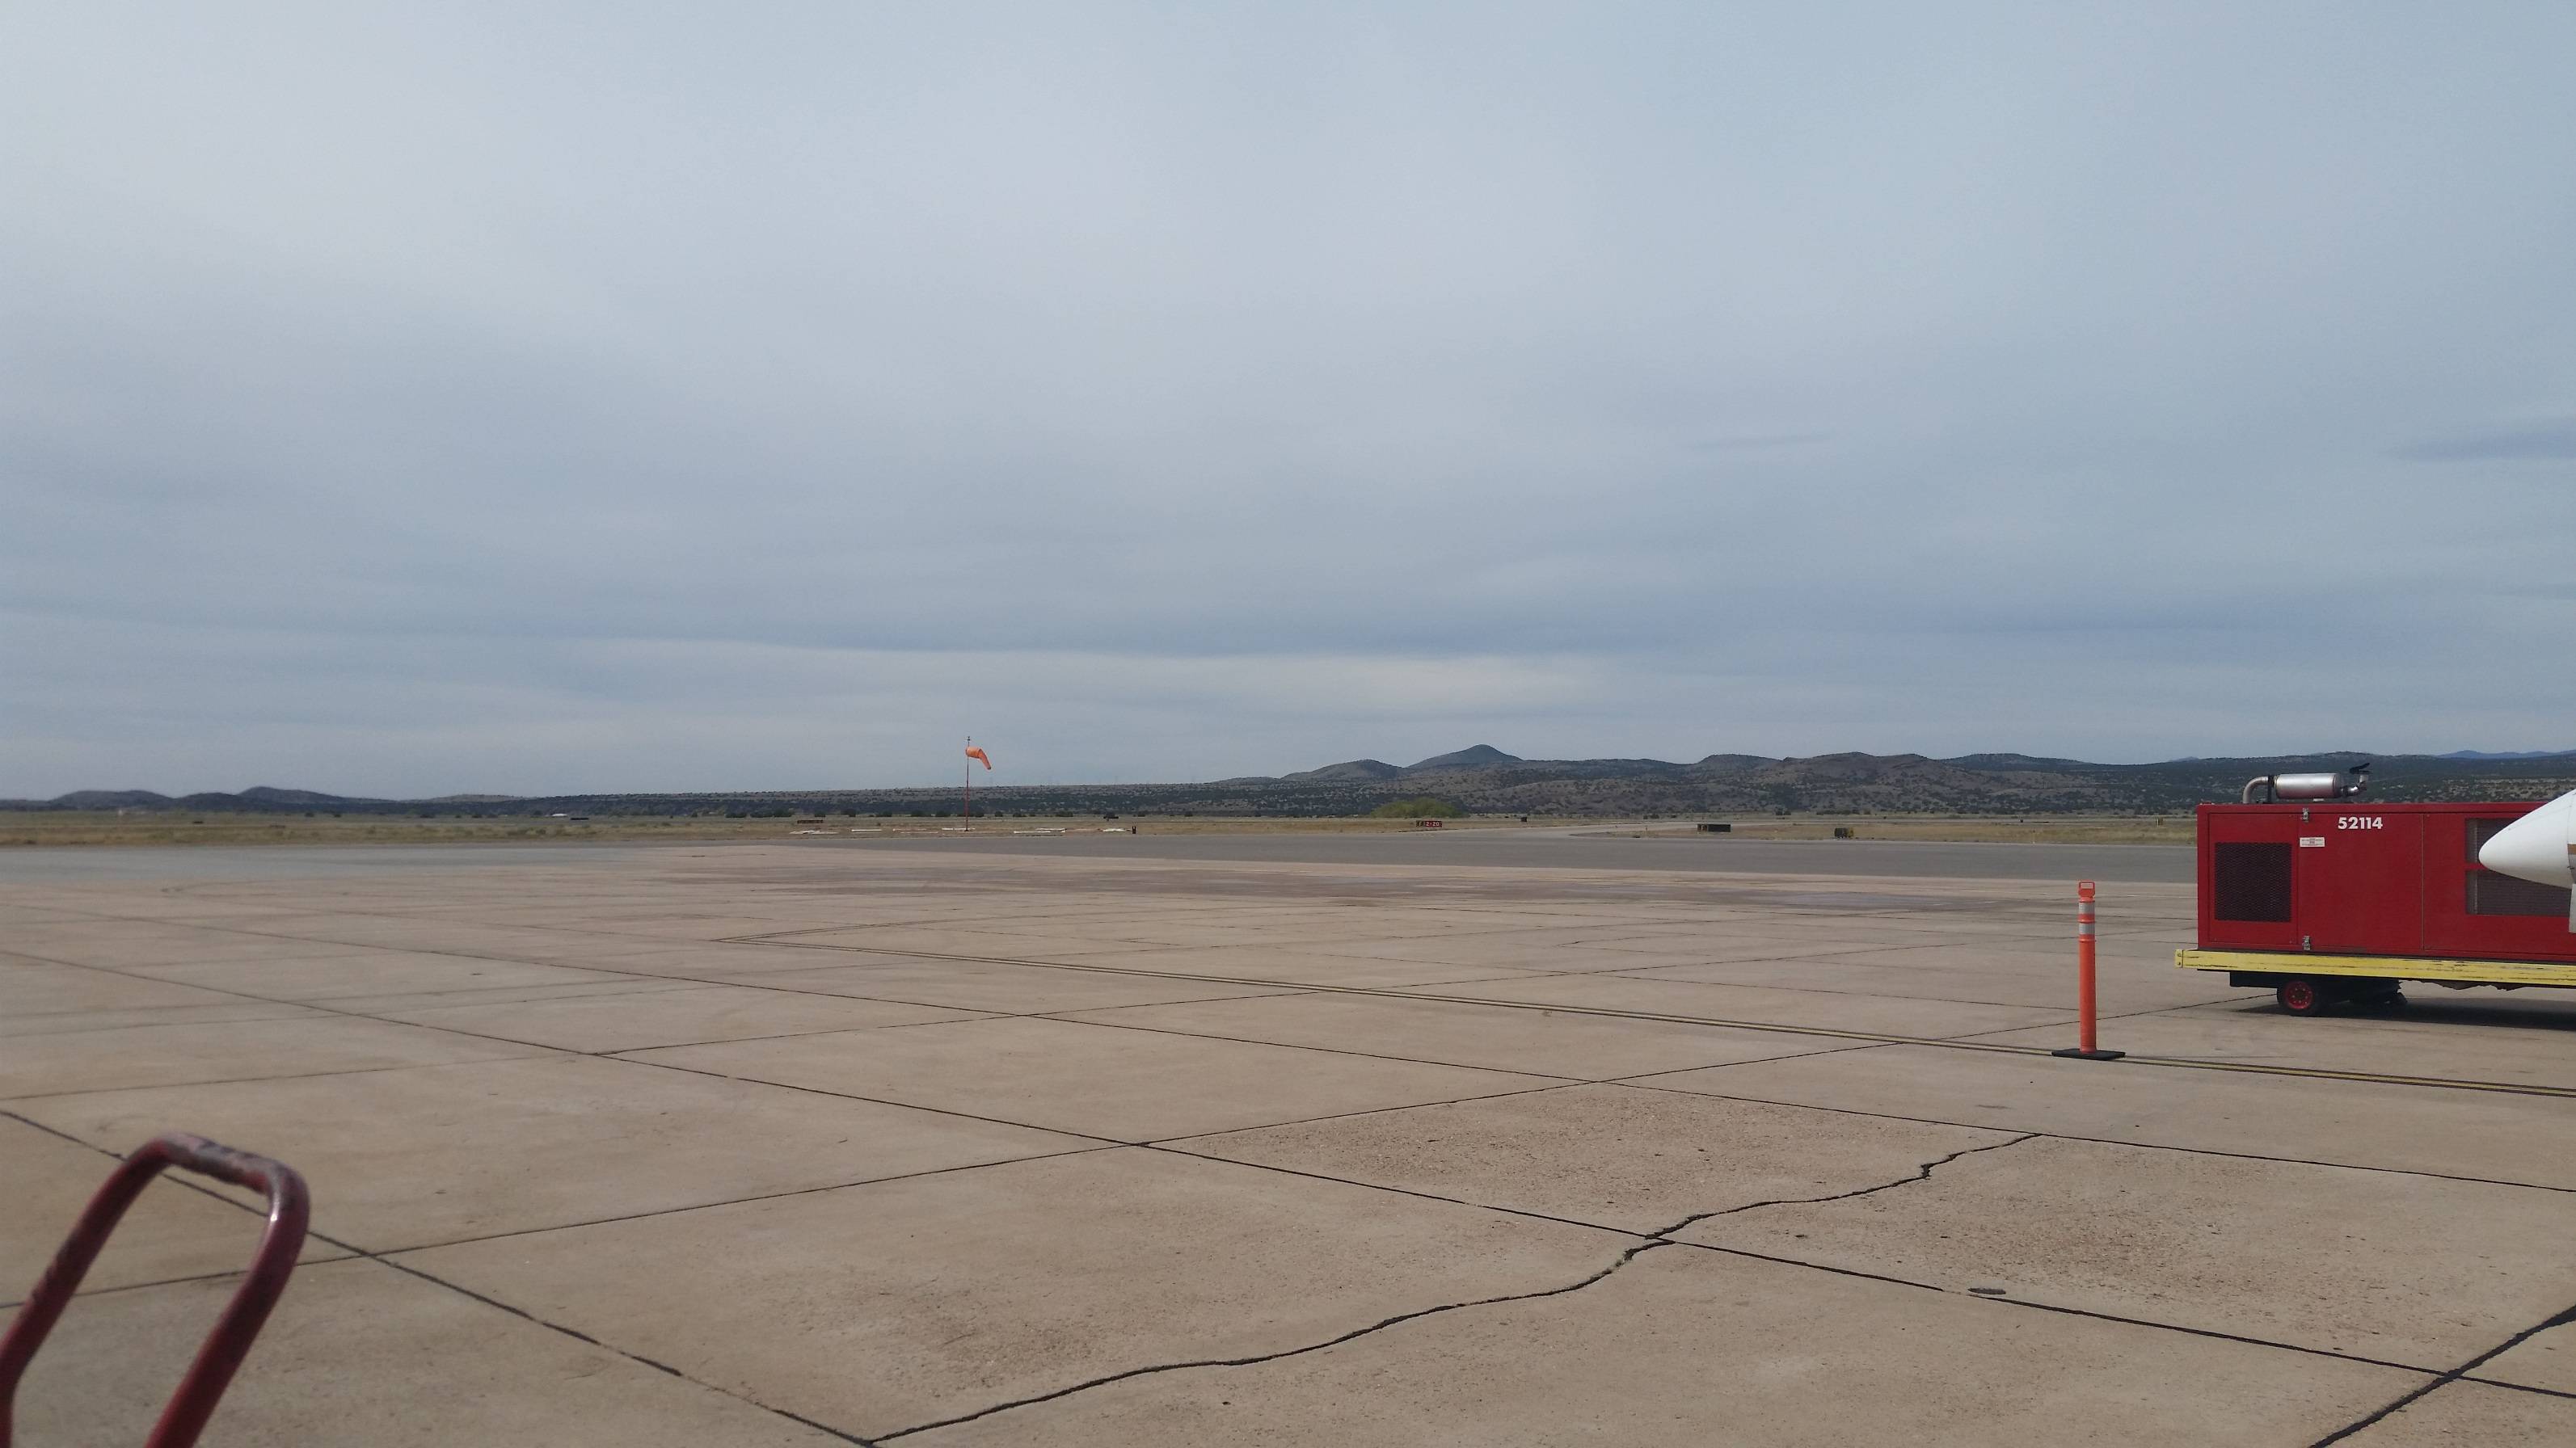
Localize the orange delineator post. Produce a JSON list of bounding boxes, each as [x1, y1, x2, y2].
[[2052, 880, 2124, 1061]]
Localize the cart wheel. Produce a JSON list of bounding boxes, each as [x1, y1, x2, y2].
[[2276, 978, 2328, 1016]]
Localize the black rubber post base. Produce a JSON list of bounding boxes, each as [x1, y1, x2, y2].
[[2051, 1047, 2127, 1060]]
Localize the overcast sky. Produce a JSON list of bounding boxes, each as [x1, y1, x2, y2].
[[6, 4, 2572, 797]]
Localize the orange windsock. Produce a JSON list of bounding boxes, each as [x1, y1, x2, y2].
[[965, 746, 993, 770]]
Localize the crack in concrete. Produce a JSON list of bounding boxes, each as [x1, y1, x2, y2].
[[1643, 1131, 2038, 1239], [871, 1134, 2038, 1442], [2309, 1299, 2576, 1446], [872, 1239, 1676, 1441]]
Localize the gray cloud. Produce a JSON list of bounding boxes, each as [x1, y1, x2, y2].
[[6, 4, 2574, 795], [2393, 421, 2576, 462]]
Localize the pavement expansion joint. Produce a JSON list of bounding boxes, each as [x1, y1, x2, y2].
[[1609, 1080, 2576, 1196], [0, 1058, 509, 1105], [363, 1252, 884, 1446], [603, 1051, 1136, 1147], [706, 933, 2576, 1100], [377, 1142, 1132, 1256], [5, 1105, 886, 1445], [1048, 1013, 1596, 1084], [2308, 1299, 2576, 1446], [2459, 1376, 2576, 1403]]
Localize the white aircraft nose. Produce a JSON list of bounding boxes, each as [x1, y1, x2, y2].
[[2479, 789, 2576, 888]]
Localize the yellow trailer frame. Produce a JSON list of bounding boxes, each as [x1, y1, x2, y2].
[[2178, 947, 2576, 1014], [2178, 948, 2576, 988]]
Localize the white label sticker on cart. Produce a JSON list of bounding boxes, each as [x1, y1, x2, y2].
[[2299, 836, 2326, 847]]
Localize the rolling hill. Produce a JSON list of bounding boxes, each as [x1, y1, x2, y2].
[[13, 749, 2576, 819]]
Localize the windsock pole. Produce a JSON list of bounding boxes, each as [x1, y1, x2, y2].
[[963, 739, 972, 831]]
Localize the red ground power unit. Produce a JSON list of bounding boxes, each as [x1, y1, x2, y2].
[[2197, 801, 2576, 963]]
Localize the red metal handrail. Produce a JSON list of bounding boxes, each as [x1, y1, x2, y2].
[[0, 1132, 310, 1448]]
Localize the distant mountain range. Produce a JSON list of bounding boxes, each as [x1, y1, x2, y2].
[[40, 785, 376, 811], [2438, 749, 2576, 760], [30, 785, 521, 811], [13, 747, 2576, 819]]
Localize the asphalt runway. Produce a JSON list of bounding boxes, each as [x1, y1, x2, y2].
[[0, 832, 2195, 885], [825, 828, 2199, 884], [0, 844, 643, 883]]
